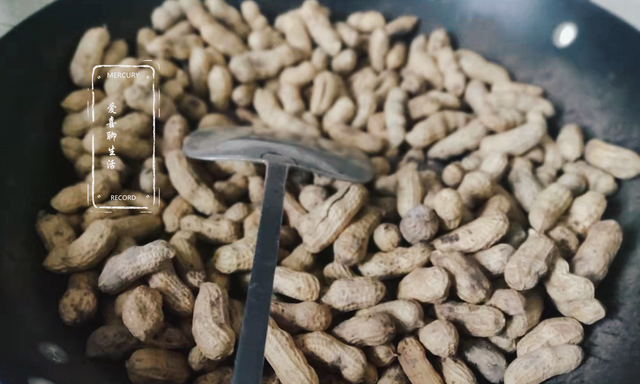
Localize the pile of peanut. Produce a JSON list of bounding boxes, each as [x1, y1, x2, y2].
[[36, 0, 640, 383]]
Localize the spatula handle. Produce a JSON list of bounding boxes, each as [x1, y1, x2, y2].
[[232, 161, 289, 384]]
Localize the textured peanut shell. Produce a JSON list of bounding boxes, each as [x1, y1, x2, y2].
[[356, 300, 425, 334], [400, 205, 440, 244], [281, 244, 316, 272], [170, 230, 206, 288], [457, 49, 509, 84], [472, 244, 515, 276], [431, 250, 492, 304], [516, 317, 583, 357], [528, 183, 573, 233], [166, 150, 226, 215], [373, 223, 402, 252], [561, 191, 606, 237], [508, 158, 543, 212], [397, 336, 444, 384], [479, 117, 546, 155], [99, 240, 175, 294], [321, 277, 386, 311], [418, 319, 459, 358], [299, 1, 342, 56], [459, 338, 506, 384], [192, 283, 235, 360], [147, 261, 195, 317], [122, 286, 164, 341], [432, 212, 509, 253], [571, 220, 622, 284], [126, 348, 191, 384], [334, 206, 382, 266], [299, 184, 368, 253], [429, 119, 488, 160], [441, 357, 478, 384], [554, 298, 606, 325], [273, 267, 321, 302], [563, 161, 617, 196], [397, 267, 450, 304], [547, 224, 580, 258], [112, 214, 163, 240], [367, 343, 397, 367], [47, 219, 116, 272], [435, 302, 505, 337], [358, 243, 431, 280], [487, 289, 527, 316], [69, 27, 110, 87], [406, 111, 472, 149], [213, 234, 257, 274], [59, 286, 98, 325], [557, 124, 584, 162], [584, 138, 640, 179], [323, 262, 356, 283], [503, 345, 583, 384], [544, 255, 595, 304], [193, 367, 234, 384], [36, 211, 77, 251], [180, 215, 240, 244], [333, 313, 396, 347], [432, 189, 464, 230], [265, 317, 319, 384], [188, 346, 218, 373], [456, 171, 494, 208], [504, 230, 555, 291], [271, 301, 332, 332], [295, 331, 366, 383], [86, 324, 141, 360]]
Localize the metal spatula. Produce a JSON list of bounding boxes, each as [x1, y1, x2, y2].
[[183, 127, 374, 384]]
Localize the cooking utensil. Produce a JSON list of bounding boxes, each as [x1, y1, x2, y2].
[[2, 0, 640, 383], [182, 127, 373, 384]]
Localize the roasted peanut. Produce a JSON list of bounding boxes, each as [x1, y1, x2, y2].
[[86, 324, 141, 360], [561, 191, 606, 236], [356, 300, 425, 334], [459, 338, 506, 384], [432, 212, 509, 253], [472, 244, 515, 276], [266, 318, 319, 384], [358, 243, 431, 280], [441, 357, 477, 384], [99, 240, 175, 294], [400, 205, 439, 244], [516, 317, 583, 357], [571, 220, 622, 284], [528, 182, 573, 233], [192, 283, 235, 360], [397, 267, 450, 304], [321, 277, 386, 311], [504, 345, 583, 384], [148, 261, 195, 316], [418, 319, 459, 358], [296, 331, 366, 383], [397, 336, 444, 384], [126, 348, 191, 384], [271, 301, 332, 332], [563, 161, 617, 196], [431, 250, 492, 304], [333, 313, 396, 347], [504, 230, 555, 291], [435, 302, 505, 337], [122, 286, 165, 341], [334, 206, 382, 266], [59, 271, 99, 325], [180, 215, 240, 244], [299, 184, 368, 253]]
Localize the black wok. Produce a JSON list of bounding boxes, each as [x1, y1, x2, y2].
[[1, 0, 639, 383]]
